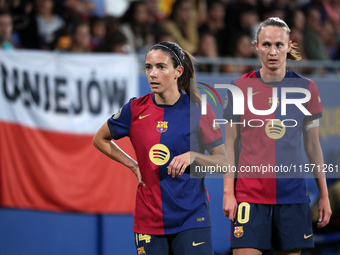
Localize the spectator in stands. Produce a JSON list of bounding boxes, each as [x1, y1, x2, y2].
[[35, 0, 64, 50], [323, 0, 340, 28], [145, 0, 166, 22], [304, 8, 329, 60], [19, 0, 64, 50], [0, 11, 14, 49], [0, 0, 8, 11], [96, 30, 130, 53], [224, 0, 258, 38], [104, 15, 120, 37], [189, 0, 207, 25], [198, 0, 229, 57], [63, 0, 94, 20], [60, 20, 91, 52], [162, 0, 199, 54], [261, 3, 286, 21], [222, 33, 257, 74], [236, 4, 260, 41], [288, 10, 307, 60], [323, 0, 340, 59], [301, 0, 327, 25], [322, 21, 339, 60], [7, 0, 33, 47], [89, 0, 105, 18], [195, 32, 219, 73], [89, 16, 105, 50], [120, 1, 154, 54], [155, 30, 176, 44]]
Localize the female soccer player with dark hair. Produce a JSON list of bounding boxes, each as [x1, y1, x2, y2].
[[223, 17, 332, 255], [93, 41, 228, 255]]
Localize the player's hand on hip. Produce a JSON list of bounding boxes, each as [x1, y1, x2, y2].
[[317, 196, 332, 228], [223, 194, 237, 223], [167, 152, 193, 178], [130, 163, 145, 187]]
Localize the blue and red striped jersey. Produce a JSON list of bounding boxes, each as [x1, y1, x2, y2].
[[223, 70, 323, 204], [107, 91, 223, 235]]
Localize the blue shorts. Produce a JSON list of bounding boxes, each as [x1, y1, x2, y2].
[[231, 202, 314, 250], [134, 227, 213, 255]]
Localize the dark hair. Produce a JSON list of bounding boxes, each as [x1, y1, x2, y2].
[[120, 1, 149, 45], [148, 41, 201, 105], [255, 17, 301, 61], [207, 0, 224, 11], [168, 0, 189, 21], [97, 31, 128, 53]]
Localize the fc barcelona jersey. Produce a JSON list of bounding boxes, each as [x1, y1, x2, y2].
[[107, 91, 223, 235], [223, 70, 323, 204]]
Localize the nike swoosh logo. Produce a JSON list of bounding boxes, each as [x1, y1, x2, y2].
[[139, 114, 151, 120], [304, 234, 313, 239], [192, 241, 205, 246], [252, 91, 261, 96]]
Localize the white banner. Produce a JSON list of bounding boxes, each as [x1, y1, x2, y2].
[[0, 50, 138, 134]]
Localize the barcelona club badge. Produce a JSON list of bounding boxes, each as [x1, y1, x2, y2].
[[234, 226, 244, 238], [268, 97, 280, 107], [156, 121, 168, 133], [137, 247, 146, 255]]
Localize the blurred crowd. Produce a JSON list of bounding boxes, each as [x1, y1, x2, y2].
[[0, 0, 340, 73]]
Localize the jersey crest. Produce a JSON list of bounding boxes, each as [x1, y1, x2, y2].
[[234, 226, 244, 238], [156, 121, 168, 133]]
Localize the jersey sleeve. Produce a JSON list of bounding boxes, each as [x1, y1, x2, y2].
[[303, 80, 323, 124], [199, 103, 223, 150], [223, 81, 241, 122], [107, 98, 136, 139]]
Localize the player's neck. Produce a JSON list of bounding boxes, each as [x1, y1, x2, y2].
[[260, 67, 286, 82], [154, 90, 181, 105]]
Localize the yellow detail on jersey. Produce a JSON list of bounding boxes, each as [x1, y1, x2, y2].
[[112, 107, 122, 119], [265, 119, 286, 139], [149, 144, 170, 165]]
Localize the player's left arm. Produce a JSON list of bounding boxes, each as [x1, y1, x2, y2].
[[167, 145, 228, 178], [303, 123, 332, 228]]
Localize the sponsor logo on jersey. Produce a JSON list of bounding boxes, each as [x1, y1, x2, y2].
[[139, 114, 151, 120], [156, 121, 168, 133], [234, 226, 244, 238], [192, 241, 205, 246], [268, 97, 280, 107], [137, 247, 146, 255], [149, 144, 170, 165], [265, 119, 286, 139], [304, 234, 313, 239], [112, 107, 122, 119]]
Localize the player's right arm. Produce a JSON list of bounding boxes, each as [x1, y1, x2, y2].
[[93, 122, 145, 187], [223, 123, 239, 222]]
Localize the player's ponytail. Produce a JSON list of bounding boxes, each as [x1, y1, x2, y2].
[[148, 42, 201, 105], [178, 50, 201, 105]]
